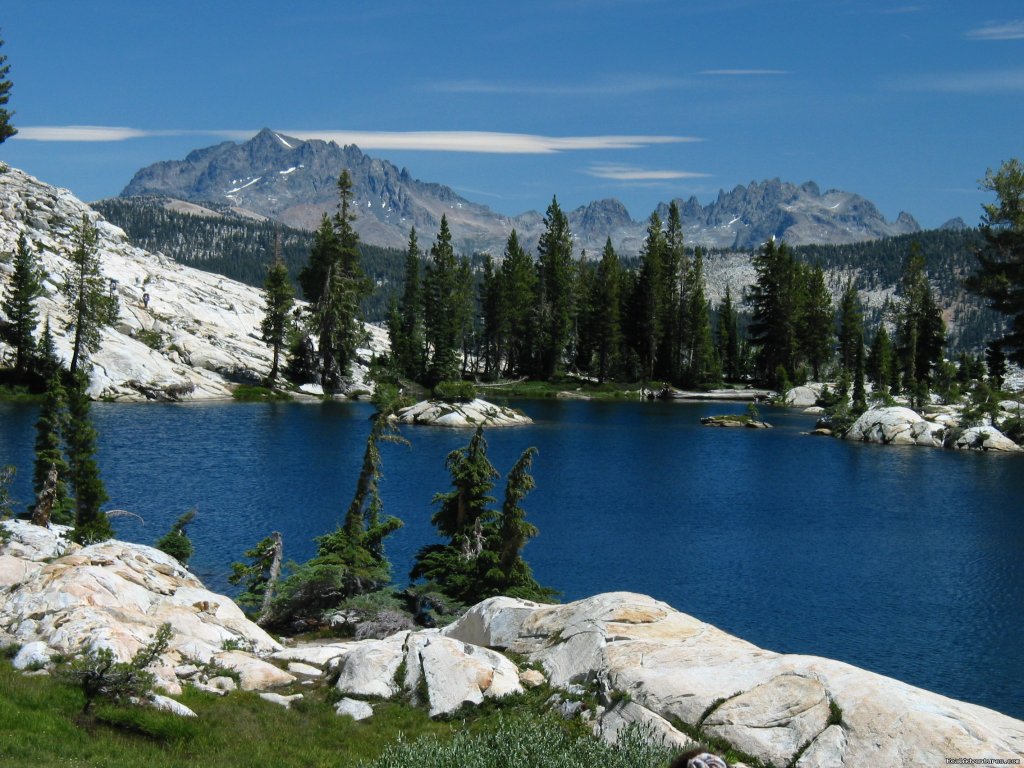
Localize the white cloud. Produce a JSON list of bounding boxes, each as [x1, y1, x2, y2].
[[430, 76, 692, 95], [700, 69, 790, 76], [269, 131, 701, 154], [585, 163, 710, 181], [966, 20, 1024, 40], [14, 126, 699, 154], [892, 69, 1024, 92]]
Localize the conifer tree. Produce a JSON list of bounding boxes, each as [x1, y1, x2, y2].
[[155, 509, 197, 565], [0, 31, 14, 144], [682, 248, 719, 387], [1, 235, 44, 377], [392, 228, 425, 380], [499, 230, 537, 377], [633, 213, 666, 381], [535, 198, 575, 380], [665, 201, 687, 381], [63, 215, 119, 376], [837, 279, 863, 374], [717, 286, 741, 381], [32, 372, 71, 526], [867, 324, 896, 396], [423, 216, 463, 385], [895, 243, 946, 389], [260, 240, 294, 384], [968, 158, 1024, 365], [799, 264, 834, 381], [590, 238, 623, 382], [65, 372, 112, 544], [747, 239, 801, 387], [852, 331, 867, 412], [479, 254, 503, 377]]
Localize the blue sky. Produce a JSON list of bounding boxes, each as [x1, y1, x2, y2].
[[2, 0, 1022, 229]]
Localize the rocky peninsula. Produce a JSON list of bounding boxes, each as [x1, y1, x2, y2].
[[2, 520, 1021, 766]]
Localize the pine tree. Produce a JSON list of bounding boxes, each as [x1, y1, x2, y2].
[[747, 239, 801, 387], [479, 254, 502, 377], [1, 235, 44, 377], [65, 372, 112, 544], [836, 279, 863, 374], [260, 239, 294, 384], [499, 230, 537, 377], [393, 228, 425, 380], [155, 509, 197, 565], [682, 248, 719, 387], [664, 201, 687, 382], [798, 264, 834, 381], [63, 215, 119, 376], [32, 372, 72, 526], [590, 239, 623, 382], [866, 324, 895, 397], [0, 31, 15, 144], [423, 216, 463, 385], [717, 286, 741, 381], [535, 198, 575, 380], [968, 158, 1024, 365], [852, 331, 867, 412], [895, 243, 946, 389], [633, 213, 666, 381]]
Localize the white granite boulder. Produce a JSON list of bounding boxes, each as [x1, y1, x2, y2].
[[444, 592, 1024, 767], [0, 522, 290, 693], [394, 398, 532, 428], [782, 384, 824, 408], [952, 426, 1022, 452], [335, 697, 374, 720], [843, 406, 946, 446]]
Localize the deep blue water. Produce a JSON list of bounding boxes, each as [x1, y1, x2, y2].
[[1, 398, 1022, 719]]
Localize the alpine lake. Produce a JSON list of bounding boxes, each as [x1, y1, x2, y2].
[[1, 397, 1022, 720]]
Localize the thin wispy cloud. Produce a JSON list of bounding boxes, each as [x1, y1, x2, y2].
[[585, 164, 710, 181], [430, 76, 693, 95], [966, 20, 1024, 41], [700, 69, 790, 76], [15, 126, 701, 154], [892, 68, 1024, 92]]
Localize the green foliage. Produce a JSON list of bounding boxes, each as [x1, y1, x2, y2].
[[154, 509, 196, 565], [535, 198, 575, 380], [895, 242, 947, 390], [0, 464, 15, 526], [229, 534, 282, 613], [62, 214, 119, 376], [0, 31, 14, 144], [261, 247, 295, 383], [432, 380, 477, 402], [363, 711, 676, 768], [60, 623, 172, 713], [65, 372, 112, 544], [424, 216, 471, 386], [133, 327, 167, 350], [412, 427, 555, 605], [31, 372, 72, 525], [1, 235, 44, 377]]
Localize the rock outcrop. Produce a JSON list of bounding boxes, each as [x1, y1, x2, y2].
[[0, 166, 385, 400], [394, 398, 532, 428], [951, 426, 1022, 452], [843, 406, 947, 447], [0, 520, 290, 694], [444, 592, 1024, 766]]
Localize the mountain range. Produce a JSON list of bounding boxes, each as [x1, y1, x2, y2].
[[120, 128, 924, 256]]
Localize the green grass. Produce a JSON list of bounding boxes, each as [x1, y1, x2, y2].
[[480, 377, 643, 401], [0, 383, 43, 403], [0, 661, 449, 768]]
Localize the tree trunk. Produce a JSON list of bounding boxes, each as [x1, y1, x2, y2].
[[257, 531, 283, 626]]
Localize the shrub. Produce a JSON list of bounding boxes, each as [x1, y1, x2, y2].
[[155, 509, 196, 565], [432, 380, 477, 402], [61, 623, 173, 713]]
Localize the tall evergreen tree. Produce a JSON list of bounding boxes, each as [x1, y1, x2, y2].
[[392, 228, 425, 380], [0, 31, 14, 144], [63, 215, 119, 376], [32, 372, 71, 526], [746, 239, 801, 387], [968, 158, 1024, 365], [590, 238, 623, 382], [479, 254, 503, 377], [665, 201, 687, 381], [836, 279, 863, 374], [866, 324, 896, 396], [717, 286, 742, 382], [632, 213, 666, 381], [499, 230, 537, 377], [682, 248, 719, 387], [534, 198, 575, 380], [895, 243, 946, 388], [65, 372, 112, 544], [799, 264, 834, 381], [260, 240, 294, 384], [423, 216, 463, 385], [1, 235, 44, 377]]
